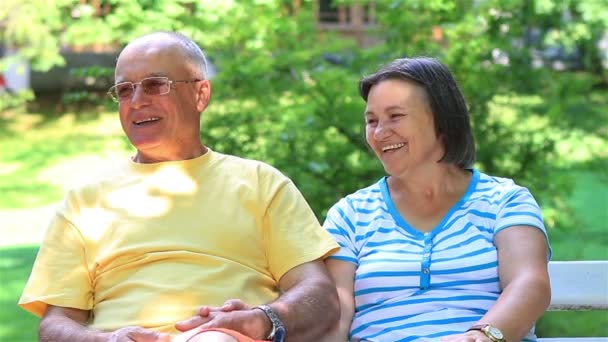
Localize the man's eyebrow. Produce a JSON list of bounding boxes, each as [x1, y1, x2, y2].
[[148, 72, 168, 77], [115, 72, 168, 83]]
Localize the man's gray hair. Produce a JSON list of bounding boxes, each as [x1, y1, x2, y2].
[[132, 31, 209, 78], [164, 32, 209, 78]]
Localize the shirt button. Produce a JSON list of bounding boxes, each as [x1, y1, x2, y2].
[[422, 268, 430, 274]]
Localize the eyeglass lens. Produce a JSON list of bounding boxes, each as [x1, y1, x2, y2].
[[114, 77, 170, 100]]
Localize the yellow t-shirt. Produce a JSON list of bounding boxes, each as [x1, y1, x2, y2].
[[19, 149, 338, 334]]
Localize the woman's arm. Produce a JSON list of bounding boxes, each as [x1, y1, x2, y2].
[[466, 225, 551, 341], [321, 258, 357, 342]]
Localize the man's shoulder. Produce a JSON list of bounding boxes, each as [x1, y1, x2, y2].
[[214, 152, 286, 179], [65, 157, 132, 194]]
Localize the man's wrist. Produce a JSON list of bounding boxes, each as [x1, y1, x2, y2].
[[254, 304, 285, 341], [251, 307, 273, 340]]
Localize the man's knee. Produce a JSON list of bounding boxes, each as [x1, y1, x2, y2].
[[186, 330, 239, 342]]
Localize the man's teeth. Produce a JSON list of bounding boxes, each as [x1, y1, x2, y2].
[[382, 143, 405, 152], [134, 117, 160, 124]]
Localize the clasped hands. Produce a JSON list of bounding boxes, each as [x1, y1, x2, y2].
[[108, 299, 268, 342]]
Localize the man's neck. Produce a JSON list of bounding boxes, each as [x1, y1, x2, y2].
[[133, 145, 208, 163]]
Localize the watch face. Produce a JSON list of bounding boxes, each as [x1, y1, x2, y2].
[[487, 326, 504, 339]]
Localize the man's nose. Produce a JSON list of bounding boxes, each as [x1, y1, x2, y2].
[[129, 84, 149, 108]]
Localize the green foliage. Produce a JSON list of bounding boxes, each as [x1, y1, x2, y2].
[[0, 89, 34, 112], [0, 0, 69, 71]]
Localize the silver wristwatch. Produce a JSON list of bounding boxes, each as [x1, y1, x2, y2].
[[255, 304, 286, 342]]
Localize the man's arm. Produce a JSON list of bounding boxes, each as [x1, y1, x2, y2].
[[40, 305, 170, 342], [175, 259, 340, 341], [269, 259, 340, 341]]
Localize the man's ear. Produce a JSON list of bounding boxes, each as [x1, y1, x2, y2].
[[196, 79, 212, 112]]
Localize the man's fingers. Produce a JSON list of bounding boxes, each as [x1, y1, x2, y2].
[[175, 315, 208, 332], [197, 306, 212, 316], [221, 299, 250, 311]]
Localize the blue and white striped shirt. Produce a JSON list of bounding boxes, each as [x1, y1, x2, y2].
[[323, 169, 550, 342]]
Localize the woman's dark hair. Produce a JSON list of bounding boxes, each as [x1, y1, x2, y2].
[[359, 57, 476, 169]]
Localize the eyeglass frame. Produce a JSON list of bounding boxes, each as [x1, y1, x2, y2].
[[107, 76, 203, 102]]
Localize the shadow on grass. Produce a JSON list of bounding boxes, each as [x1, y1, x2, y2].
[[0, 94, 116, 140], [0, 103, 131, 209], [0, 245, 40, 342]]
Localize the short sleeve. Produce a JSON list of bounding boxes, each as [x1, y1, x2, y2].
[[262, 171, 339, 281], [495, 186, 551, 258], [19, 196, 94, 317], [322, 199, 359, 265]]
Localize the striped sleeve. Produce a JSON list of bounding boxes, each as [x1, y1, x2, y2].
[[495, 186, 545, 232], [322, 199, 359, 265], [494, 185, 551, 258]]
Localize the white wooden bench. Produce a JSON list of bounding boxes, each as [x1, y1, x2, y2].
[[538, 260, 608, 342]]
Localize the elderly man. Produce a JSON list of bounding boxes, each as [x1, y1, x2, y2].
[[19, 31, 339, 342]]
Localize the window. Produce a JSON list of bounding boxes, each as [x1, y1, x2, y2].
[[317, 0, 376, 26]]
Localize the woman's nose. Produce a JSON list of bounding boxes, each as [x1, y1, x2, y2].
[[373, 121, 391, 140]]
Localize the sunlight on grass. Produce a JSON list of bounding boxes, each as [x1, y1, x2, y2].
[[0, 110, 131, 209]]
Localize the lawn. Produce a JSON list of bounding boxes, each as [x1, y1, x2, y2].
[[0, 246, 39, 342], [0, 108, 132, 341], [0, 108, 131, 209], [0, 107, 606, 340]]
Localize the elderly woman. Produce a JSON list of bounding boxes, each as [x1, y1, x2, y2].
[[323, 57, 551, 342]]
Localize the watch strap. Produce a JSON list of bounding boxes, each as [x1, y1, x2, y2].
[[255, 304, 286, 342], [467, 323, 486, 331], [467, 323, 505, 342]]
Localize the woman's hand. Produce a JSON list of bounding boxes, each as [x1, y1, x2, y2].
[[441, 330, 493, 342]]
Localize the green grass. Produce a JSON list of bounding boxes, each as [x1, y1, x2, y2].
[[0, 245, 40, 342], [0, 109, 131, 209], [0, 109, 131, 341], [534, 170, 608, 337]]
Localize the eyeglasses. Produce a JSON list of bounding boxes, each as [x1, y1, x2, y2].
[[108, 76, 202, 102]]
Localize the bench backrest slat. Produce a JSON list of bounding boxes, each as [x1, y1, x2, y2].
[[548, 260, 608, 311]]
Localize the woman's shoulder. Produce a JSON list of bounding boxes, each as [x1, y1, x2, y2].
[[476, 171, 523, 190], [474, 170, 531, 200], [330, 179, 385, 212]]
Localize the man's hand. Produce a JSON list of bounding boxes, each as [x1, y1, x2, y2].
[[108, 326, 172, 342], [441, 330, 493, 342], [175, 306, 269, 340], [176, 298, 252, 330], [194, 299, 251, 318]]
